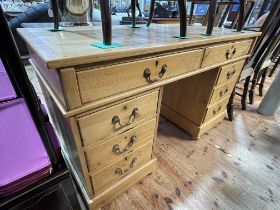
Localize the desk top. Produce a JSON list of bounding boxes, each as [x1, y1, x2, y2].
[[18, 25, 260, 69]]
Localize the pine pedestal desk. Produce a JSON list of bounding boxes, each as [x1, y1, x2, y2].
[[18, 25, 260, 209]]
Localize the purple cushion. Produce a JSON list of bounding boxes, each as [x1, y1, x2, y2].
[[0, 99, 51, 196], [0, 59, 16, 102]]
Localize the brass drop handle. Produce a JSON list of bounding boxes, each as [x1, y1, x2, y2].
[[112, 108, 139, 128], [115, 158, 137, 175], [227, 69, 236, 79], [112, 136, 137, 154], [219, 86, 229, 97], [226, 47, 237, 59], [213, 105, 222, 115], [143, 64, 168, 83]]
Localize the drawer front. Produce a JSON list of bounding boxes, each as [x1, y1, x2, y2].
[[201, 40, 252, 68], [91, 141, 153, 194], [216, 60, 246, 85], [204, 97, 230, 123], [76, 50, 203, 104], [78, 91, 159, 148], [84, 118, 157, 173], [209, 79, 237, 105]]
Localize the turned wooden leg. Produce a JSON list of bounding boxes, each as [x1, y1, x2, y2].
[[227, 87, 235, 121], [178, 0, 187, 37], [259, 67, 268, 97], [188, 2, 195, 25], [131, 0, 136, 27], [237, 0, 245, 31], [269, 56, 280, 77], [146, 0, 155, 27], [136, 1, 142, 17], [206, 0, 217, 36], [241, 76, 251, 110], [50, 0, 59, 30], [99, 0, 112, 45], [249, 78, 256, 105]]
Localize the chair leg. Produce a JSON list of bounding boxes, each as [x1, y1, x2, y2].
[[227, 87, 235, 121], [99, 0, 112, 45], [241, 76, 251, 110], [146, 0, 155, 27], [178, 0, 187, 37], [188, 2, 195, 25], [259, 67, 268, 97], [269, 56, 280, 77], [249, 77, 256, 104], [131, 0, 136, 27]]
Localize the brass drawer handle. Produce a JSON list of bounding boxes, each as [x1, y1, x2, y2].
[[143, 64, 168, 83], [226, 47, 237, 59], [226, 69, 236, 80], [112, 108, 139, 128], [112, 136, 137, 154], [115, 158, 137, 175], [219, 87, 229, 97], [213, 105, 222, 116]]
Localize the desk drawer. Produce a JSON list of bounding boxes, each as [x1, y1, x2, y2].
[[78, 91, 159, 148], [84, 118, 157, 173], [76, 50, 203, 104], [209, 79, 237, 105], [204, 97, 229, 123], [91, 141, 153, 194], [216, 60, 246, 85], [201, 40, 252, 68]]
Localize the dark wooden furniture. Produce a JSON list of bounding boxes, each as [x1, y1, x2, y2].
[[229, 0, 280, 114]]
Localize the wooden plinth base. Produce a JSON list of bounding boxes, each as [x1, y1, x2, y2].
[[161, 104, 225, 139], [63, 146, 157, 210]]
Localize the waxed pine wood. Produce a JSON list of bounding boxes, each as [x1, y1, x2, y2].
[[101, 75, 280, 209], [84, 118, 157, 173], [78, 90, 159, 148], [17, 25, 260, 69]]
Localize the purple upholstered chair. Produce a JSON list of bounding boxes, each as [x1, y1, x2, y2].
[[0, 60, 16, 102], [0, 58, 52, 196]]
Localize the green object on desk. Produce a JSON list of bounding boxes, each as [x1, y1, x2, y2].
[[47, 27, 64, 32], [91, 42, 124, 49]]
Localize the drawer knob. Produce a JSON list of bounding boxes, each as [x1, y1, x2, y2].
[[112, 108, 139, 128], [115, 158, 137, 175], [219, 87, 229, 97], [213, 105, 222, 116], [226, 69, 236, 79], [143, 64, 168, 83], [112, 136, 137, 154], [226, 47, 237, 59]]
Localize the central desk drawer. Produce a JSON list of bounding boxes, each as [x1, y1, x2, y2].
[[78, 90, 159, 148], [203, 97, 230, 123], [76, 49, 203, 104], [201, 40, 252, 68], [91, 141, 153, 195], [84, 118, 157, 173]]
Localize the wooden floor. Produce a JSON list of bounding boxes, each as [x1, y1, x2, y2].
[[103, 75, 280, 210], [26, 65, 280, 210]]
